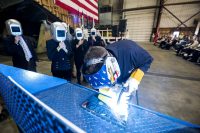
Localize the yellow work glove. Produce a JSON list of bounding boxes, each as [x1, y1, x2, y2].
[[123, 69, 144, 94]]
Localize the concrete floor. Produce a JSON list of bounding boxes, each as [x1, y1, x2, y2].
[[0, 42, 200, 132]]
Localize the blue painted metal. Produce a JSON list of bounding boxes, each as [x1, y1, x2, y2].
[[0, 64, 199, 132], [0, 73, 83, 133], [0, 64, 67, 94], [35, 83, 200, 133]]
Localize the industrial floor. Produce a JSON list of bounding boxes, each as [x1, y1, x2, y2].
[[0, 42, 200, 132]]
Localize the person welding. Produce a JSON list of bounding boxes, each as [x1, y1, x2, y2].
[[82, 40, 153, 121]]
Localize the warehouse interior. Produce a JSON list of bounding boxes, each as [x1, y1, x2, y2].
[[0, 0, 200, 132]]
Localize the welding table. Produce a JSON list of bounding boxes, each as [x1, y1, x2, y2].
[[0, 64, 199, 133]]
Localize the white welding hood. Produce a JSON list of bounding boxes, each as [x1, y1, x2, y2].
[[61, 22, 68, 33], [5, 19, 22, 36], [50, 22, 66, 42], [75, 28, 83, 40], [91, 28, 97, 37]]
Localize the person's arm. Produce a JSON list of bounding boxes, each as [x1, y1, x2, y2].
[[76, 39, 84, 48], [124, 48, 153, 93], [46, 40, 60, 61], [64, 40, 73, 57], [3, 36, 19, 56]]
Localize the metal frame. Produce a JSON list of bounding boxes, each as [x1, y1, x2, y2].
[[121, 1, 200, 12]]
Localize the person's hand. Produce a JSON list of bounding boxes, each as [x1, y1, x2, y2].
[[57, 42, 68, 53], [123, 78, 139, 95], [92, 36, 96, 41], [98, 86, 129, 121], [98, 86, 121, 108], [76, 39, 84, 48], [59, 42, 66, 49], [14, 36, 20, 44]]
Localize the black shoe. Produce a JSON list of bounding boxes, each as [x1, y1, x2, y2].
[[0, 109, 9, 122]]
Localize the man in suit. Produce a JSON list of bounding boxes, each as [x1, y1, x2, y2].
[[46, 22, 73, 81], [3, 19, 37, 72]]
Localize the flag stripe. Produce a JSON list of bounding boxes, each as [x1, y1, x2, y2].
[[78, 0, 98, 13], [55, 0, 98, 20], [85, 0, 98, 8], [71, 0, 98, 16]]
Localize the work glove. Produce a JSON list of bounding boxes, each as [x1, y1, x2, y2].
[[123, 69, 144, 95], [98, 85, 130, 121]]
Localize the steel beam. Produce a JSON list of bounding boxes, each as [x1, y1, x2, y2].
[[121, 1, 200, 12], [177, 10, 200, 27], [163, 6, 187, 27], [155, 0, 164, 32], [164, 1, 200, 6]]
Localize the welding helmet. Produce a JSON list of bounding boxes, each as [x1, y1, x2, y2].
[[83, 47, 121, 89], [50, 22, 66, 42], [75, 28, 83, 40], [91, 28, 97, 37], [5, 19, 22, 36], [61, 22, 68, 33]]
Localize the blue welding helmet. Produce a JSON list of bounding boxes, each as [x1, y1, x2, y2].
[[83, 55, 121, 89]]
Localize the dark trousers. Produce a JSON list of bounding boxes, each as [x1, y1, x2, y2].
[[176, 45, 184, 55], [52, 69, 72, 81], [191, 50, 200, 62], [27, 58, 36, 72], [75, 62, 82, 84]]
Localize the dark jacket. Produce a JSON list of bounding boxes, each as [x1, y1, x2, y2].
[[88, 36, 105, 47], [46, 39, 73, 71], [3, 35, 37, 70], [106, 40, 153, 83], [72, 39, 89, 64]]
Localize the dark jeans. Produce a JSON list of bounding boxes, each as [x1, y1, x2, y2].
[[176, 45, 184, 55], [52, 69, 72, 81], [191, 50, 200, 62]]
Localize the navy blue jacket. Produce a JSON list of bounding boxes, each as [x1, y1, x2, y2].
[[3, 35, 37, 70], [46, 39, 73, 71], [106, 40, 153, 83]]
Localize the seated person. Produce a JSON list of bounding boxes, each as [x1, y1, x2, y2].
[[187, 45, 200, 62], [180, 37, 199, 57]]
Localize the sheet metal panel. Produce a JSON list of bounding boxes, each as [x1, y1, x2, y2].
[[35, 83, 200, 132], [0, 64, 67, 94], [0, 64, 199, 132]]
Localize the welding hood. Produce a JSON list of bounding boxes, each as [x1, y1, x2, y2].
[[5, 19, 23, 36], [50, 22, 66, 42]]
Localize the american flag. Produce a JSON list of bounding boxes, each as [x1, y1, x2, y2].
[[55, 0, 99, 21]]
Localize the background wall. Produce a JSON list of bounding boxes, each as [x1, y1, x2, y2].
[[124, 0, 156, 41], [123, 0, 200, 41]]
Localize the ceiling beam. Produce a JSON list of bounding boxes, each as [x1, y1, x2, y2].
[[121, 1, 200, 12], [164, 1, 200, 6]]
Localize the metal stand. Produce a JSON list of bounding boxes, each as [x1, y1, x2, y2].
[[136, 90, 139, 105]]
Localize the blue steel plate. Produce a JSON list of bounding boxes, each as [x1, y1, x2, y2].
[[35, 83, 200, 133], [0, 64, 67, 94]]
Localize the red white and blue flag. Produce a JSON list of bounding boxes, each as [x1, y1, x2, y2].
[[55, 0, 99, 21]]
